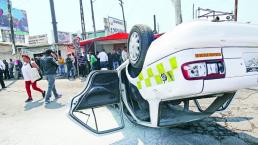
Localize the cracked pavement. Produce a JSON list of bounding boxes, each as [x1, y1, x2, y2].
[[0, 79, 258, 145]]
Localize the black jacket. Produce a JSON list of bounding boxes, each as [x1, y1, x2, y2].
[[41, 56, 58, 75]]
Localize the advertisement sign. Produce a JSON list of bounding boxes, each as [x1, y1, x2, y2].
[[1, 29, 26, 43], [104, 17, 125, 35], [58, 31, 71, 44], [12, 8, 29, 34], [72, 35, 82, 57], [0, 0, 8, 28], [28, 34, 48, 46], [0, 0, 29, 35]]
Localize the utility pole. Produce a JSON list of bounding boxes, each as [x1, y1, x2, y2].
[[90, 0, 97, 54], [79, 0, 86, 40], [118, 0, 127, 32], [153, 15, 157, 34], [171, 0, 183, 25], [192, 4, 195, 20], [7, 0, 16, 54], [90, 0, 97, 38], [234, 0, 238, 21], [49, 0, 59, 44]]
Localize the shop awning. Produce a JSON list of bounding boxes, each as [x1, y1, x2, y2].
[[80, 33, 129, 46], [80, 32, 163, 46]]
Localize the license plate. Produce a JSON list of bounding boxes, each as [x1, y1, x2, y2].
[[243, 53, 258, 72]]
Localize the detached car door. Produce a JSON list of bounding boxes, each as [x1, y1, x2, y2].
[[69, 70, 124, 134]]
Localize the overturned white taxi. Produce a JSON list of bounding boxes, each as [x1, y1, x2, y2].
[[69, 21, 258, 134]]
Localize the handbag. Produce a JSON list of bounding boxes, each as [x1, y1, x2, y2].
[[30, 68, 41, 82], [35, 70, 43, 82], [30, 63, 43, 82]]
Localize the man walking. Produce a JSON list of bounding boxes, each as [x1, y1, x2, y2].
[[41, 50, 62, 104], [0, 59, 6, 89]]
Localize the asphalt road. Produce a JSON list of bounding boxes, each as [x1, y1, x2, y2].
[[0, 79, 258, 145]]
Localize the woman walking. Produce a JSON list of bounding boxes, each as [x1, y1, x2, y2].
[[21, 55, 45, 102]]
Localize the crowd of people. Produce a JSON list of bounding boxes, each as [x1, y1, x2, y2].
[[0, 47, 128, 104], [0, 58, 23, 81], [0, 58, 23, 89], [95, 47, 128, 70], [56, 47, 128, 79]]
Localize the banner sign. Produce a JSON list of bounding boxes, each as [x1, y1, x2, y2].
[[72, 36, 81, 56], [104, 16, 125, 35], [1, 29, 26, 43], [0, 0, 29, 35], [58, 31, 71, 44], [28, 34, 48, 46]]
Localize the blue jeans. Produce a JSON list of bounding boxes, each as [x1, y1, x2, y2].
[[67, 67, 75, 79], [113, 61, 119, 70], [100, 61, 108, 69], [59, 65, 65, 76], [45, 74, 58, 102]]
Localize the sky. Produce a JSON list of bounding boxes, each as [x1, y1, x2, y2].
[[10, 0, 258, 42]]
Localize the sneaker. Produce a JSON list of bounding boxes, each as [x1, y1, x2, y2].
[[55, 94, 62, 99], [42, 91, 46, 98], [45, 100, 51, 104], [25, 98, 33, 103]]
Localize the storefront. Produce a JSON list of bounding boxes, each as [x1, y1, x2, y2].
[[20, 44, 75, 59], [80, 32, 128, 54]]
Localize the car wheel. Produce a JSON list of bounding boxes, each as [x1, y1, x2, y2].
[[128, 25, 153, 75]]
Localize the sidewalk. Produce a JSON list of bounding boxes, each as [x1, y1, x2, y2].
[[0, 79, 258, 145]]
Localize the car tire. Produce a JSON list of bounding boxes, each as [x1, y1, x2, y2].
[[128, 25, 153, 76]]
